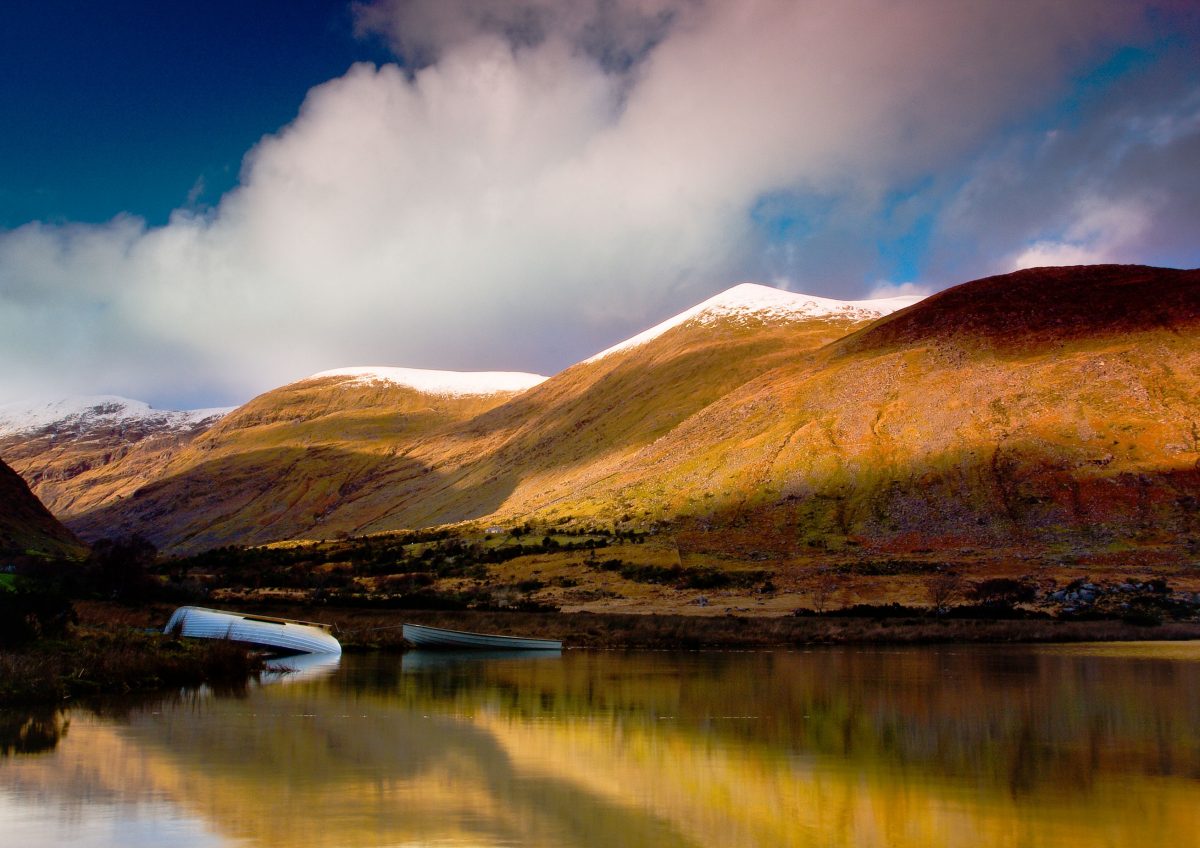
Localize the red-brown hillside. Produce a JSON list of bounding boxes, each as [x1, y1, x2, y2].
[[0, 457, 86, 559], [840, 264, 1200, 354]]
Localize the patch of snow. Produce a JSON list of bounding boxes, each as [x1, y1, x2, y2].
[[587, 282, 925, 362], [305, 366, 548, 396], [0, 395, 233, 437]]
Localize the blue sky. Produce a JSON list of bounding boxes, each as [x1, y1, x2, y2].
[[1, 0, 1198, 408], [0, 1, 390, 227]]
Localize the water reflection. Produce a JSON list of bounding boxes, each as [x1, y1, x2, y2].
[[0, 710, 67, 756], [1, 644, 1199, 847], [402, 648, 562, 671], [262, 650, 342, 684]]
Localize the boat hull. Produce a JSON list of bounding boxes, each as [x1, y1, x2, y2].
[[164, 606, 342, 655], [402, 623, 562, 651]]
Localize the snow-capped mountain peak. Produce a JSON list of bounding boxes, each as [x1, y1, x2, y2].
[[0, 395, 232, 437], [303, 366, 548, 396], [587, 282, 924, 361]]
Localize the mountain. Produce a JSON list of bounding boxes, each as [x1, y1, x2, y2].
[[53, 285, 913, 551], [329, 285, 923, 535], [0, 396, 231, 523], [572, 264, 1200, 558], [308, 264, 1198, 561], [61, 367, 550, 551], [0, 456, 86, 559], [8, 266, 1197, 569]]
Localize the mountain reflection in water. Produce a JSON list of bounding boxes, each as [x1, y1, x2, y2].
[[1, 644, 1199, 847]]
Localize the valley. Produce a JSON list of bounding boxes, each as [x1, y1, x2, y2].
[[2, 265, 1199, 620]]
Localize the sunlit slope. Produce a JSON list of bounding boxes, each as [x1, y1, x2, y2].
[[0, 457, 86, 559], [67, 372, 541, 551], [338, 308, 881, 533], [551, 265, 1200, 554], [69, 292, 886, 551], [66, 266, 1200, 559]]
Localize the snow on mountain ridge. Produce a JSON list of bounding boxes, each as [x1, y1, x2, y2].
[[0, 395, 232, 437], [587, 282, 926, 362], [305, 367, 548, 396]]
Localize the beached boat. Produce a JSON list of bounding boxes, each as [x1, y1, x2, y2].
[[163, 606, 342, 655], [402, 623, 562, 651]]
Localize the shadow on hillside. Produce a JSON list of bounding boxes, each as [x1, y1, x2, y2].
[[427, 325, 824, 504], [675, 443, 1200, 559], [67, 446, 467, 555]]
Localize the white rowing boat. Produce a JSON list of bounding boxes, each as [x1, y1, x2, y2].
[[402, 623, 562, 651], [163, 606, 342, 655]]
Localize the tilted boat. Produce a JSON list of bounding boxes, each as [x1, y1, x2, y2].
[[163, 606, 342, 655], [402, 623, 562, 651]]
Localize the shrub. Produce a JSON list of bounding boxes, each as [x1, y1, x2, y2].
[[0, 581, 76, 648], [970, 577, 1039, 605], [86, 535, 158, 602]]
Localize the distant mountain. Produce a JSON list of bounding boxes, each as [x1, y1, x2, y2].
[[0, 395, 230, 437], [0, 396, 231, 522], [59, 367, 551, 551], [57, 285, 913, 551], [0, 456, 86, 559]]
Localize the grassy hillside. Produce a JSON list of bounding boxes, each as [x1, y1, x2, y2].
[[65, 311, 870, 552], [23, 264, 1200, 593], [63, 374, 549, 550], [536, 266, 1200, 557]]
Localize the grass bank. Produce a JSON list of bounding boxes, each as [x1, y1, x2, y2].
[[75, 601, 1200, 651], [334, 608, 1200, 649], [0, 625, 265, 706]]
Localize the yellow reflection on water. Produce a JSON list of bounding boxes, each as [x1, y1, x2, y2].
[[1, 645, 1199, 847], [1034, 640, 1200, 661]]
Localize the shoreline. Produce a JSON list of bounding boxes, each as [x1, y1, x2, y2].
[[74, 601, 1200, 651], [4, 603, 1196, 707], [0, 624, 265, 707]]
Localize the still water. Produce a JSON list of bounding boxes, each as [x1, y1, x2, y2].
[[2, 644, 1199, 847]]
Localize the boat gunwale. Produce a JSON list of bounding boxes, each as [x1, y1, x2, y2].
[[172, 605, 336, 632], [403, 623, 562, 648]]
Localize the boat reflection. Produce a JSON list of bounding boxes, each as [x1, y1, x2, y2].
[[262, 650, 343, 684], [401, 647, 563, 671]]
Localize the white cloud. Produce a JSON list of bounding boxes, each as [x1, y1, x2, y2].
[[866, 281, 933, 300], [0, 0, 1166, 407], [1008, 197, 1153, 270], [934, 37, 1200, 280]]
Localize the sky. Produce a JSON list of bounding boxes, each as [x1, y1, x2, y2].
[[1, 0, 1198, 409]]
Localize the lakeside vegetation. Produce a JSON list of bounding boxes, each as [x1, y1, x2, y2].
[[0, 569, 263, 706], [136, 520, 1200, 626], [0, 626, 264, 706], [4, 514, 1200, 705]]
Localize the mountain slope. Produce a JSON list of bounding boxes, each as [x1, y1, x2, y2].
[[26, 266, 1198, 566], [64, 286, 912, 551], [0, 457, 86, 559], [543, 264, 1200, 557], [335, 286, 921, 533], [839, 264, 1200, 354], [64, 368, 549, 551]]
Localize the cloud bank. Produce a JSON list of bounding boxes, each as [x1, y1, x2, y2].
[[1, 0, 1197, 407]]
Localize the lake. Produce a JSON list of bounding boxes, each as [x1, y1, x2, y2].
[[2, 643, 1199, 847]]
